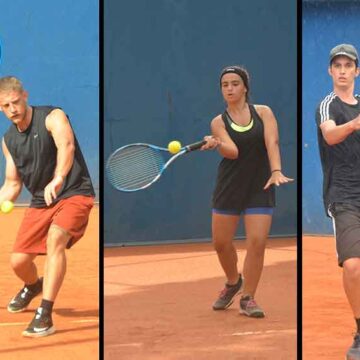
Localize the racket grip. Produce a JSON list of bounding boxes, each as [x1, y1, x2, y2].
[[185, 140, 207, 152]]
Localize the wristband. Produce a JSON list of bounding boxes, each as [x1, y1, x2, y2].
[[271, 169, 281, 173]]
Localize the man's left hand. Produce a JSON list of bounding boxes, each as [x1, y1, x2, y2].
[[44, 175, 64, 206]]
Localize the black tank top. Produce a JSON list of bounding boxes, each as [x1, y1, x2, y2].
[[212, 104, 275, 211], [4, 106, 95, 208]]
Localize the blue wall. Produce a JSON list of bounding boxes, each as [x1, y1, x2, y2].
[[0, 0, 99, 201], [302, 0, 360, 234], [104, 0, 297, 245]]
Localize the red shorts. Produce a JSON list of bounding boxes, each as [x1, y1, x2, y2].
[[13, 195, 94, 255]]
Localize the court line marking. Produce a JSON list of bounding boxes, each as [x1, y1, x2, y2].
[[107, 343, 143, 348], [106, 329, 297, 348], [228, 328, 296, 337], [73, 319, 99, 323], [0, 319, 99, 327]]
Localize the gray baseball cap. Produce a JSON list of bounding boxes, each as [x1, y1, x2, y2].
[[329, 44, 359, 64]]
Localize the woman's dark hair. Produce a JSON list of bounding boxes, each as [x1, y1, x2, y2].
[[219, 65, 250, 101]]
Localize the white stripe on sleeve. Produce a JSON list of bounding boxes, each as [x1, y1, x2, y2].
[[319, 92, 336, 124]]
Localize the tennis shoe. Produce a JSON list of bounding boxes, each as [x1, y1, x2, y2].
[[239, 295, 265, 318], [212, 274, 243, 310], [22, 307, 55, 338], [346, 333, 360, 360], [7, 277, 43, 313]]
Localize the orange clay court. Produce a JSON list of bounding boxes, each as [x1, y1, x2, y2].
[[105, 237, 296, 360], [0, 206, 99, 360], [303, 235, 356, 359]]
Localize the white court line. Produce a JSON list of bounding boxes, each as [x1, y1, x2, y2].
[[0, 319, 98, 327], [229, 328, 296, 337], [72, 319, 99, 324], [107, 329, 297, 348], [0, 322, 28, 327]]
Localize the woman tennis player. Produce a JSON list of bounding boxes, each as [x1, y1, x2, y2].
[[202, 65, 293, 317]]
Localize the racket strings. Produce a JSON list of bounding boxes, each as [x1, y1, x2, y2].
[[106, 146, 165, 191]]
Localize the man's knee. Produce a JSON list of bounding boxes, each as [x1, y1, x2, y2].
[[10, 253, 36, 272], [46, 225, 71, 254], [343, 258, 360, 280]]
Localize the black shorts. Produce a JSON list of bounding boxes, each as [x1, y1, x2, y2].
[[328, 202, 360, 267]]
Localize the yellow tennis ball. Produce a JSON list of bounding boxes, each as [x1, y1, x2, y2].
[[168, 140, 182, 154], [1, 200, 14, 214]]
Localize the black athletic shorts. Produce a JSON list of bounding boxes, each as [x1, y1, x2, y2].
[[328, 202, 360, 267]]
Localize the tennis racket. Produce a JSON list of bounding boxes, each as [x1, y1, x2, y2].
[[106, 140, 206, 192]]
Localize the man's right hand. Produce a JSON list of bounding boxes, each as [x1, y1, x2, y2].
[[351, 114, 360, 130]]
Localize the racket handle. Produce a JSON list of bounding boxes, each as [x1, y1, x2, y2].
[[185, 140, 207, 152]]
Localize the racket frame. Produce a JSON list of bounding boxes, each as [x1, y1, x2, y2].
[[106, 140, 206, 192]]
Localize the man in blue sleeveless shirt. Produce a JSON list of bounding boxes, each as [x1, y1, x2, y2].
[[0, 76, 95, 337]]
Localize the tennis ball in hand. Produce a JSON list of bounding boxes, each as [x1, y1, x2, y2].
[[168, 140, 182, 154], [1, 200, 14, 214]]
